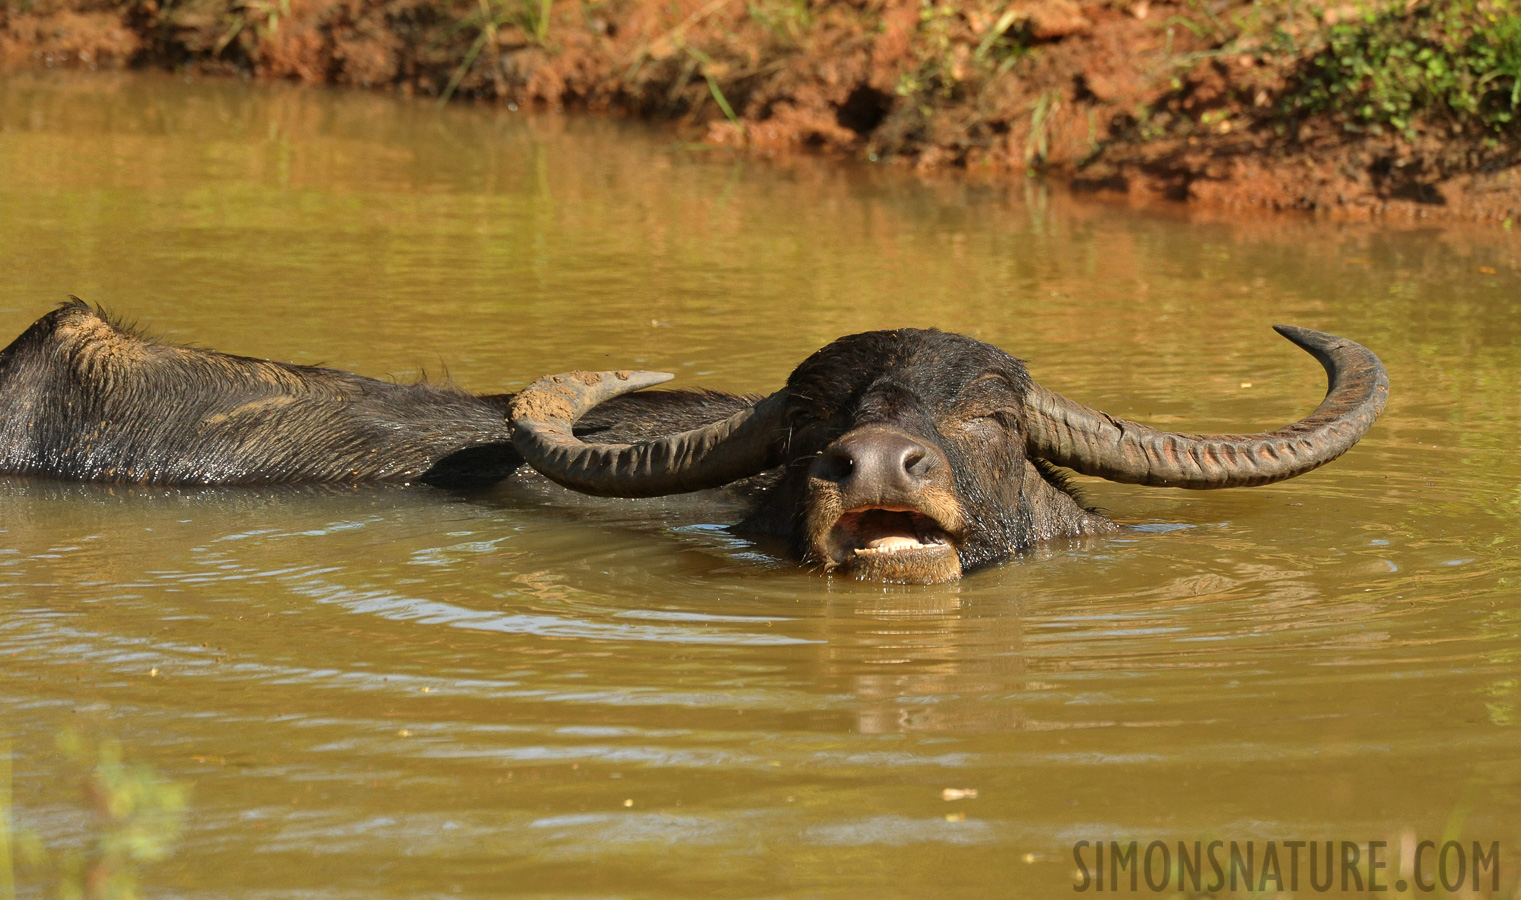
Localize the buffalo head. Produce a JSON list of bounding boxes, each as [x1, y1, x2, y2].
[[509, 327, 1388, 584]]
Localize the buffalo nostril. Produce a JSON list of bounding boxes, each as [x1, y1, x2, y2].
[[821, 446, 855, 481], [903, 449, 931, 478]]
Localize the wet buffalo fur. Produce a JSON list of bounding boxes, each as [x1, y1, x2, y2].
[[0, 301, 746, 487], [0, 302, 1112, 575]]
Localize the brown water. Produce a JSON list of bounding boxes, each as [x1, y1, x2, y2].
[[1, 71, 1519, 898]]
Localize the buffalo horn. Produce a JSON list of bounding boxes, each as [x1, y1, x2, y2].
[[509, 370, 790, 497], [1022, 325, 1389, 488]]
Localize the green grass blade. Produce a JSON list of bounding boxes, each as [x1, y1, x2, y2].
[[440, 30, 490, 104], [536, 0, 552, 43], [705, 72, 742, 130]]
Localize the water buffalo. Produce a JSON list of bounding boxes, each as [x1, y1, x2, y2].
[[0, 300, 1388, 583], [510, 327, 1387, 583]]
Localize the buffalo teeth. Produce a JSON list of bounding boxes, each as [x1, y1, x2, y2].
[[858, 535, 924, 554], [854, 534, 950, 555]]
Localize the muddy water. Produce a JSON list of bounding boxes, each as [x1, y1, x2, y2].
[[1, 71, 1519, 898]]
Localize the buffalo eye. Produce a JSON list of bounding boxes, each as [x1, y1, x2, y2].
[[959, 412, 1007, 433], [786, 420, 839, 462]]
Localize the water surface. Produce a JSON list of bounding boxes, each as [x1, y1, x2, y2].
[[1, 71, 1519, 897]]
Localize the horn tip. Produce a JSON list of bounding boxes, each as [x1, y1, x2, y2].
[[1272, 323, 1335, 349], [618, 370, 675, 390], [510, 370, 676, 424]]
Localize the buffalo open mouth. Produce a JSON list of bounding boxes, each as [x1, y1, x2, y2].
[[824, 506, 962, 584]]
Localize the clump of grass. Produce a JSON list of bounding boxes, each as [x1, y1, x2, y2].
[[1026, 87, 1062, 166], [1282, 0, 1521, 136], [746, 0, 811, 46], [213, 0, 291, 56], [5, 731, 188, 900], [894, 0, 1030, 105], [674, 37, 745, 132], [439, 0, 554, 103]]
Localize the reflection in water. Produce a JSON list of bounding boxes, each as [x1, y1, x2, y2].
[[0, 71, 1519, 897]]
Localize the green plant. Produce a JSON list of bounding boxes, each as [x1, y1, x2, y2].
[[213, 0, 291, 56], [1026, 87, 1061, 166], [8, 731, 188, 900], [1283, 0, 1521, 135], [525, 0, 553, 44], [895, 1, 959, 101], [972, 7, 1028, 70], [674, 37, 745, 132], [438, 0, 554, 103], [895, 0, 1029, 104], [746, 0, 811, 45]]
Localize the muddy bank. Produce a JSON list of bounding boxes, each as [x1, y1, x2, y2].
[[4, 0, 1519, 221]]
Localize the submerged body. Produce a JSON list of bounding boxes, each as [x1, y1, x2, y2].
[[0, 301, 737, 486], [0, 302, 1388, 582]]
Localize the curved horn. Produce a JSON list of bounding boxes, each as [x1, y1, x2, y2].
[[1022, 325, 1389, 489], [509, 370, 790, 497]]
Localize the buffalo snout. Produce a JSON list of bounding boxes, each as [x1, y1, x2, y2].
[[816, 426, 951, 509], [802, 426, 965, 583]]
